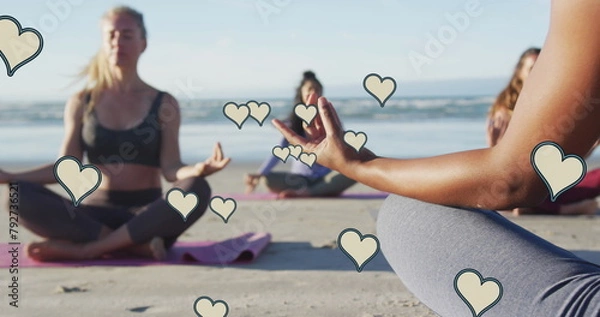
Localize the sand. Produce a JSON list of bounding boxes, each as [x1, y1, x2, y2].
[[0, 161, 598, 317]]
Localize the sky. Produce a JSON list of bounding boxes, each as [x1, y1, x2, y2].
[[1, 0, 551, 102]]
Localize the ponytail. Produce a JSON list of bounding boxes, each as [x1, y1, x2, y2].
[[79, 50, 113, 114]]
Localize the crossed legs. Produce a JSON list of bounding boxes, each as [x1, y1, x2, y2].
[[8, 176, 210, 261], [376, 195, 600, 316]]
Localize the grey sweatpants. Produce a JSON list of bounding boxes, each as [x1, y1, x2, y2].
[[376, 195, 600, 317]]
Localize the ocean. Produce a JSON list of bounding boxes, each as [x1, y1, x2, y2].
[[0, 95, 541, 165]]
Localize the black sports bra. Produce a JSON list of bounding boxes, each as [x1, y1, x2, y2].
[[80, 91, 164, 167]]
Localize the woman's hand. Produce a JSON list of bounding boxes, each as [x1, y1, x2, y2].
[[244, 173, 261, 194], [272, 93, 369, 173], [195, 142, 231, 177]]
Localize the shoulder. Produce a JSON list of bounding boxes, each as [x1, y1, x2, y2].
[[142, 83, 179, 109], [160, 92, 180, 113], [65, 90, 89, 116], [153, 91, 181, 125], [158, 90, 177, 103]]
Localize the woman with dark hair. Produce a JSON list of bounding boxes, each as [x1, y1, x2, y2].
[[488, 47, 600, 215], [0, 6, 230, 261], [244, 71, 356, 198], [274, 0, 600, 314]]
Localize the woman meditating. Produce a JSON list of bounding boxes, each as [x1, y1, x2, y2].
[[244, 71, 356, 198], [0, 6, 230, 262], [274, 0, 600, 315]]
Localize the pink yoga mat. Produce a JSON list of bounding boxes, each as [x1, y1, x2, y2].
[[223, 192, 389, 201], [0, 232, 271, 268]]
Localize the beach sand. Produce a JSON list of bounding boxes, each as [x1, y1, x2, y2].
[[0, 161, 599, 317]]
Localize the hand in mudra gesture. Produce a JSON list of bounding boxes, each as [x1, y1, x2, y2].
[[195, 142, 231, 177], [272, 93, 372, 172]]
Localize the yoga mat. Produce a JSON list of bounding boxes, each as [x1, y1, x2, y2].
[[223, 192, 389, 201], [0, 232, 271, 268]]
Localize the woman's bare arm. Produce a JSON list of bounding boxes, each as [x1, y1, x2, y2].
[[159, 93, 230, 182], [2, 92, 87, 184], [275, 0, 600, 210]]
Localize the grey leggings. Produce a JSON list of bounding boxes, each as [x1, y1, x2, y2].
[[263, 171, 356, 196], [11, 176, 210, 248], [376, 195, 600, 317]]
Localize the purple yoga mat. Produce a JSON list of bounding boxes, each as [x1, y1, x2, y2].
[[0, 232, 271, 268], [223, 192, 389, 201]]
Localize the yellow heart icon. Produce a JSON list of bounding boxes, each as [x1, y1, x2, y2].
[[288, 144, 303, 159], [272, 146, 290, 163], [0, 16, 44, 77], [247, 100, 271, 126], [363, 73, 397, 107], [53, 156, 102, 207], [338, 228, 380, 272], [531, 142, 586, 202], [209, 196, 237, 223], [166, 188, 199, 221], [294, 103, 318, 126], [223, 102, 250, 129], [193, 296, 229, 317], [343, 130, 368, 152], [454, 269, 503, 317], [299, 152, 317, 168]]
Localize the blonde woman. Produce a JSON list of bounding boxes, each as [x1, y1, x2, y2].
[[0, 6, 230, 261]]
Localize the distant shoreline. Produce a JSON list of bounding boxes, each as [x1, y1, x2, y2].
[[0, 93, 497, 104]]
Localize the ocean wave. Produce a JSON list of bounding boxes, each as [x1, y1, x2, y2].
[[0, 96, 495, 124]]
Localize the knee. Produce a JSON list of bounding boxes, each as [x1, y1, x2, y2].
[[376, 195, 417, 242]]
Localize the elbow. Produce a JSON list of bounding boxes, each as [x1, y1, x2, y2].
[[161, 165, 179, 183], [517, 178, 549, 209], [491, 169, 549, 210], [162, 169, 178, 183], [484, 149, 549, 210], [163, 174, 177, 183]]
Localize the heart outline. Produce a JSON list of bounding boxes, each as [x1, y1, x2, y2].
[[222, 102, 250, 129], [246, 100, 271, 126], [362, 73, 397, 108], [166, 188, 200, 222], [531, 141, 587, 202], [337, 228, 380, 273], [272, 146, 290, 163], [343, 130, 368, 153], [294, 103, 318, 126], [299, 152, 317, 168], [193, 296, 229, 317], [288, 144, 303, 159], [53, 155, 102, 208], [0, 15, 44, 77], [209, 196, 237, 223], [454, 268, 503, 317]]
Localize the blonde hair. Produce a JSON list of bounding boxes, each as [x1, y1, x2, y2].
[[79, 6, 147, 113], [488, 47, 540, 118]]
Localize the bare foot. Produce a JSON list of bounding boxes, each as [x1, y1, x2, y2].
[[559, 199, 598, 215], [27, 240, 92, 262], [127, 237, 167, 261]]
